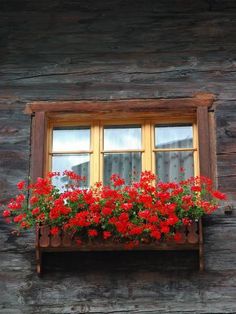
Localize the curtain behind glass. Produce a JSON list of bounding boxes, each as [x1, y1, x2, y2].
[[103, 125, 142, 185], [156, 151, 194, 182], [103, 152, 141, 185], [155, 125, 194, 182]]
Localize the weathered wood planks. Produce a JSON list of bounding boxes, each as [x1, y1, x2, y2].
[[0, 0, 236, 313]]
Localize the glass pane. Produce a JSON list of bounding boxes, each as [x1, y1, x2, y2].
[[103, 152, 141, 186], [52, 154, 90, 189], [104, 126, 141, 150], [155, 125, 193, 149], [52, 127, 90, 152], [156, 151, 194, 182]]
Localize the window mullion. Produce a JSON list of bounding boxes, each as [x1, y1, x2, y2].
[[143, 121, 152, 172], [91, 121, 100, 185]]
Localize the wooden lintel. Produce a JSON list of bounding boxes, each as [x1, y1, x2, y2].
[[25, 94, 215, 115]]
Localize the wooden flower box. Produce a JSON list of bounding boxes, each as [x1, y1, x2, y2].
[[36, 220, 203, 275]]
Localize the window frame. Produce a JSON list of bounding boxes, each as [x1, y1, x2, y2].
[[26, 94, 214, 184], [46, 116, 198, 186]]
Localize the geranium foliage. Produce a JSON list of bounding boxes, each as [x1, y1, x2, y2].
[[2, 171, 226, 248]]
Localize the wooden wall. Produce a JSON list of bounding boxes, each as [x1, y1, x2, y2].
[[0, 0, 236, 313]]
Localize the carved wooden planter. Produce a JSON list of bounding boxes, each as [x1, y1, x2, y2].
[[36, 220, 203, 275]]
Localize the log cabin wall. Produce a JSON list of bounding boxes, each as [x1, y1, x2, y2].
[[0, 0, 236, 313]]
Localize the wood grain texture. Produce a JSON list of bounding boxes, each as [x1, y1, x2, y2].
[[31, 112, 46, 180], [0, 0, 236, 313], [197, 107, 211, 178], [25, 94, 214, 114]]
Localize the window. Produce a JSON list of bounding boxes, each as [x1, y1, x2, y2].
[[103, 124, 142, 185], [46, 117, 199, 187], [26, 95, 214, 185], [50, 126, 91, 189], [154, 124, 196, 182]]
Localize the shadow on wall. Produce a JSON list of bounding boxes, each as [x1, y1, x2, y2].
[[42, 250, 199, 274]]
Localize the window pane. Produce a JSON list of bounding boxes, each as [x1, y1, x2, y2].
[[155, 125, 193, 149], [156, 151, 194, 182], [103, 152, 141, 185], [104, 126, 141, 150], [52, 154, 90, 189], [52, 127, 90, 152]]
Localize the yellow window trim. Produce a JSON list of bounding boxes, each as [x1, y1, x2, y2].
[[46, 112, 199, 185]]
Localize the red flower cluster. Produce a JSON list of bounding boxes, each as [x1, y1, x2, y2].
[[2, 171, 226, 247]]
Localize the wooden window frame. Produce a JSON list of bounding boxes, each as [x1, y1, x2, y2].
[[26, 93, 214, 183], [46, 118, 198, 186]]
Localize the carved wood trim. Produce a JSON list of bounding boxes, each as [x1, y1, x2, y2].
[[36, 222, 202, 275]]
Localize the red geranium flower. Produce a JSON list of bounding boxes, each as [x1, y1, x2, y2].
[[88, 229, 98, 237], [102, 207, 113, 216], [160, 225, 170, 234], [32, 207, 40, 215], [151, 229, 161, 240], [103, 231, 112, 240], [50, 226, 60, 235], [121, 203, 133, 211], [211, 190, 227, 200], [174, 232, 182, 242], [3, 210, 11, 217], [30, 196, 38, 205], [17, 181, 25, 190]]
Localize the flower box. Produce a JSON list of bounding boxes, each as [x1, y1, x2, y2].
[[35, 220, 203, 275], [3, 170, 225, 275]]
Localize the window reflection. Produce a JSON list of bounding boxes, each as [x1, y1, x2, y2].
[[104, 126, 141, 150], [52, 127, 90, 152], [155, 125, 193, 149], [52, 154, 90, 189]]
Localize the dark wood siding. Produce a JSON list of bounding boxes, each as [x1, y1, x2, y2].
[[0, 0, 236, 313]]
